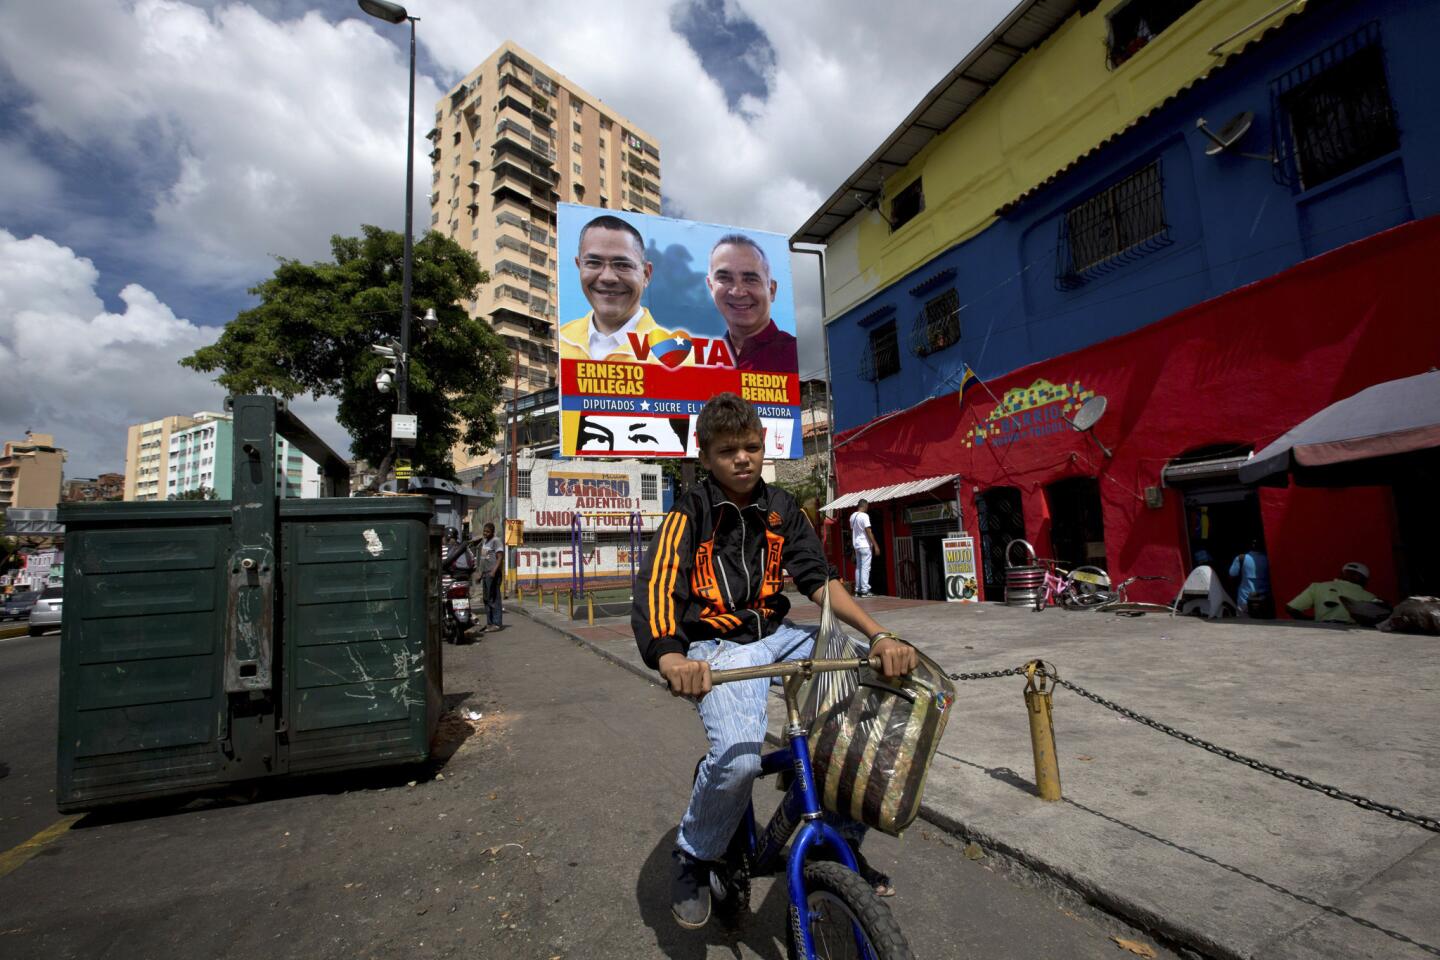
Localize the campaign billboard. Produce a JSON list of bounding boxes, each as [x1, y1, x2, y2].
[[556, 204, 801, 458]]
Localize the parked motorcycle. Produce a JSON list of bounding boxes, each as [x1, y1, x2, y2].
[[440, 532, 478, 644]]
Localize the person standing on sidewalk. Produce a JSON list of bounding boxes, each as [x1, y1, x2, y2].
[[478, 522, 504, 633], [849, 499, 879, 597]]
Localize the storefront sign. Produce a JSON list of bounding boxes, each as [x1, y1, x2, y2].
[[556, 204, 801, 458], [964, 377, 1097, 449], [905, 501, 958, 525], [942, 537, 979, 603], [519, 461, 665, 531]]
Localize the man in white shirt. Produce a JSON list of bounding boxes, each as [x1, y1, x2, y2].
[[849, 499, 879, 597]]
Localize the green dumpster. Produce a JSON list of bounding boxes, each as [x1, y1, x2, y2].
[[56, 395, 442, 811]]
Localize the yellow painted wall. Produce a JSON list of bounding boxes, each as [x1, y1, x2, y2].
[[824, 0, 1307, 318]]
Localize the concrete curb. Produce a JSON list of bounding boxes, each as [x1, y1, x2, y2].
[[513, 602, 1227, 958]]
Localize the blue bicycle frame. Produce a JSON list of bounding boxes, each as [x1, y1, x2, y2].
[[710, 657, 876, 960]]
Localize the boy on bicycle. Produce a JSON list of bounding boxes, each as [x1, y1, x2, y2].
[[632, 392, 917, 929]]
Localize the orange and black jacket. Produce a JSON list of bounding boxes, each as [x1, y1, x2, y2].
[[632, 477, 836, 670]]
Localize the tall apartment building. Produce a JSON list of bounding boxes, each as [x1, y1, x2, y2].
[[0, 432, 66, 511], [431, 41, 662, 473], [124, 414, 199, 501]]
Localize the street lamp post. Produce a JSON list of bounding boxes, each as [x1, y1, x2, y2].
[[358, 0, 419, 488]]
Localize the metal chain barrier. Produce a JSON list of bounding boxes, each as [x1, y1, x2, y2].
[[948, 662, 1440, 834]]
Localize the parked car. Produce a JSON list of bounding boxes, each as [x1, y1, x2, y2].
[[27, 586, 63, 636], [2, 590, 41, 622]]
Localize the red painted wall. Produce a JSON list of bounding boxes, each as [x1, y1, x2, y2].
[[832, 216, 1440, 609]]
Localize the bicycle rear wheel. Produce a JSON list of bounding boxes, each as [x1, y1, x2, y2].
[[787, 861, 912, 960]]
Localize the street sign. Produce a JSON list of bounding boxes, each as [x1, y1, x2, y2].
[[395, 459, 413, 480], [391, 414, 418, 441]]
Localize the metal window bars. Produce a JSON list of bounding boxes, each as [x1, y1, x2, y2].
[[1270, 22, 1398, 191], [860, 322, 901, 382], [1055, 161, 1170, 290], [910, 288, 961, 357]]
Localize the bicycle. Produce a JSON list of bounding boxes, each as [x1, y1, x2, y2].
[[704, 654, 913, 960], [1033, 559, 1113, 611], [1093, 574, 1175, 615]]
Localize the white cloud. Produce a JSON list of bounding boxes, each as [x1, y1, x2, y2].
[[0, 0, 440, 287], [0, 228, 347, 477]]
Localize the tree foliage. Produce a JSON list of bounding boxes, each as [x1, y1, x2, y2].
[[182, 226, 510, 479], [173, 486, 218, 501]]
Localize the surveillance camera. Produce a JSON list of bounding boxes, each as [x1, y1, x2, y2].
[[376, 370, 394, 393]]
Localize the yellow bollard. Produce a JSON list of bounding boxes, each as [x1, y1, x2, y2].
[[517, 585, 524, 607], [587, 591, 595, 626], [1024, 660, 1063, 801], [553, 586, 560, 613], [567, 590, 575, 619]]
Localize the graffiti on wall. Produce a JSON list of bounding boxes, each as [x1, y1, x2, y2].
[[964, 378, 1096, 449]]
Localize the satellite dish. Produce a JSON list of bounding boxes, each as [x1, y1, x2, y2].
[[1070, 395, 1108, 432], [1197, 111, 1254, 156]]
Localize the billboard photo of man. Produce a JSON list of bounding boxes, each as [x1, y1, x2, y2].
[[559, 215, 690, 365], [706, 234, 797, 373]]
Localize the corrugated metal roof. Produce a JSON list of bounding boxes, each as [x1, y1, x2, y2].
[[791, 0, 1084, 246], [821, 474, 959, 512]]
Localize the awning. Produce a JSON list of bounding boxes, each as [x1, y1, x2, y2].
[[1239, 370, 1440, 486], [821, 474, 959, 512], [1161, 454, 1251, 486]]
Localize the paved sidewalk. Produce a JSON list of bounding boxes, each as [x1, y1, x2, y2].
[[516, 591, 1440, 960]]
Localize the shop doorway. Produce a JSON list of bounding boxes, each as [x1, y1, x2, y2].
[[1045, 477, 1107, 569], [976, 486, 1025, 600], [1182, 486, 1265, 582]]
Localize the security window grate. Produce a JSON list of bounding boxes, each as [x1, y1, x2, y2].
[[1271, 23, 1398, 191], [641, 473, 657, 501], [861, 321, 901, 381], [1056, 161, 1169, 289], [1107, 0, 1201, 68], [911, 288, 960, 357], [517, 470, 531, 499]]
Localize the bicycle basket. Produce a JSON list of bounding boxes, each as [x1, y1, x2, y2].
[[807, 629, 957, 835]]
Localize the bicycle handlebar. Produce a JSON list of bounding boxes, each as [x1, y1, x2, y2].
[[709, 655, 880, 686]]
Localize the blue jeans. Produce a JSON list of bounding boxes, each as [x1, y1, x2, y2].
[[676, 623, 865, 861]]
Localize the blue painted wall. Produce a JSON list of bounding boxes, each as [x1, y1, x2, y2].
[[826, 0, 1440, 434]]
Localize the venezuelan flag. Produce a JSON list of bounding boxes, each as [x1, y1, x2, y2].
[[959, 365, 981, 410]]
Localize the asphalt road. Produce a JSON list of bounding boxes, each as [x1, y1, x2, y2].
[[0, 618, 1176, 959]]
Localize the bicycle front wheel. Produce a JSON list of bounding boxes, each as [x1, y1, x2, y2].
[[787, 862, 912, 960]]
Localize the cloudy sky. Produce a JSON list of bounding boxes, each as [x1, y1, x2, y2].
[[0, 0, 1014, 476]]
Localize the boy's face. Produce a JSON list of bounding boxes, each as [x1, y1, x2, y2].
[[699, 429, 764, 501]]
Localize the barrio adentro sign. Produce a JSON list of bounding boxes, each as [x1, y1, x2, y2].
[[964, 378, 1097, 449], [555, 204, 802, 459]]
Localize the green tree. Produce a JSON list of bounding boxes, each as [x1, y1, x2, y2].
[[173, 486, 218, 501], [182, 226, 510, 480]]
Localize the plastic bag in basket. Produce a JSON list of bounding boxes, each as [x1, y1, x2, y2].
[[802, 588, 957, 836]]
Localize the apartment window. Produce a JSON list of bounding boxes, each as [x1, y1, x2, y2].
[[599, 176, 606, 189], [431, 212, 440, 225], [889, 178, 924, 231], [572, 120, 582, 134], [452, 131, 460, 145], [599, 157, 605, 169], [911, 288, 960, 356], [472, 227, 480, 240], [642, 473, 657, 501], [1271, 23, 1398, 191], [572, 142, 582, 155], [1056, 160, 1169, 288], [1107, 0, 1201, 68], [860, 321, 901, 381], [600, 116, 612, 130], [573, 162, 583, 176], [598, 137, 606, 151], [517, 469, 531, 499], [571, 99, 583, 113]]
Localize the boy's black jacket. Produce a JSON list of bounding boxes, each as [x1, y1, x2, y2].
[[632, 476, 835, 670]]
